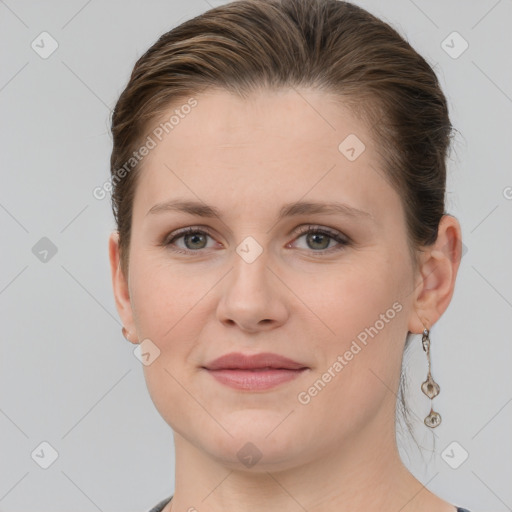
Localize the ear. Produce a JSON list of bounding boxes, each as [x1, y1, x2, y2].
[[108, 231, 138, 344], [407, 214, 463, 334]]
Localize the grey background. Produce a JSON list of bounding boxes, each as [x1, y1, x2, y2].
[[1, 0, 511, 511]]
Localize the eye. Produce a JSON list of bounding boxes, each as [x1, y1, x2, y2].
[[163, 227, 218, 254], [290, 225, 349, 254], [162, 225, 350, 256]]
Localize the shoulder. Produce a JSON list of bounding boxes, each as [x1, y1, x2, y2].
[[145, 495, 173, 512]]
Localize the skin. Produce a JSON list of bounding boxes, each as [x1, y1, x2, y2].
[[109, 88, 462, 512]]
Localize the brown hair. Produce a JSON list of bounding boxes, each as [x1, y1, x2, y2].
[[109, 0, 454, 441]]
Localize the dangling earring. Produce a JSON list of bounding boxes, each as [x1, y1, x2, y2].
[[421, 328, 441, 428]]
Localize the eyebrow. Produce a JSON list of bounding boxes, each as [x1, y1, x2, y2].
[[146, 198, 373, 222]]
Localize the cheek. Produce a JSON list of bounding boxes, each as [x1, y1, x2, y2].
[[298, 257, 409, 386], [292, 258, 404, 340], [293, 275, 407, 441], [128, 251, 209, 341], [131, 260, 212, 433]]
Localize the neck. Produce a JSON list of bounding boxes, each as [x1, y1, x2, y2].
[[167, 408, 452, 512]]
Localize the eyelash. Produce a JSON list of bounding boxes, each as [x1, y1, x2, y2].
[[162, 225, 350, 256]]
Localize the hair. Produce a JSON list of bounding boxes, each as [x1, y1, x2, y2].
[[109, 0, 454, 447]]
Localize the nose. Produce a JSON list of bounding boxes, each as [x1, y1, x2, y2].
[[216, 245, 289, 333]]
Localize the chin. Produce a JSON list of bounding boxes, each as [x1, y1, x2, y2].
[[197, 410, 310, 471]]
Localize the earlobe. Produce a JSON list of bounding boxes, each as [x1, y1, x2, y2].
[[108, 231, 137, 338], [407, 215, 463, 335]]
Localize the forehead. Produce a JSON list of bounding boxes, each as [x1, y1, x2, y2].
[[154, 87, 365, 147], [132, 87, 396, 224]]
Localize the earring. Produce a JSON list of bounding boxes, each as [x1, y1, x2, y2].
[[421, 328, 441, 428]]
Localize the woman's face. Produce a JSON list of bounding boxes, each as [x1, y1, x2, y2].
[[111, 88, 426, 470]]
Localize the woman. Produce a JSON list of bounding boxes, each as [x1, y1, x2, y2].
[[108, 0, 470, 510]]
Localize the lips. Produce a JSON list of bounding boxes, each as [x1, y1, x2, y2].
[[203, 352, 308, 371], [202, 352, 309, 391]]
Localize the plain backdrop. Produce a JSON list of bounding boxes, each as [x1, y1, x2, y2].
[[1, 1, 511, 511]]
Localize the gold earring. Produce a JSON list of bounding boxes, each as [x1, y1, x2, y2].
[[421, 328, 441, 428]]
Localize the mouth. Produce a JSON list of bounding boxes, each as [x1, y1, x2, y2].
[[202, 352, 309, 391]]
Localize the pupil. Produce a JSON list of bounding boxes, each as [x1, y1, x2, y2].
[[186, 233, 205, 249], [308, 233, 329, 250]]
